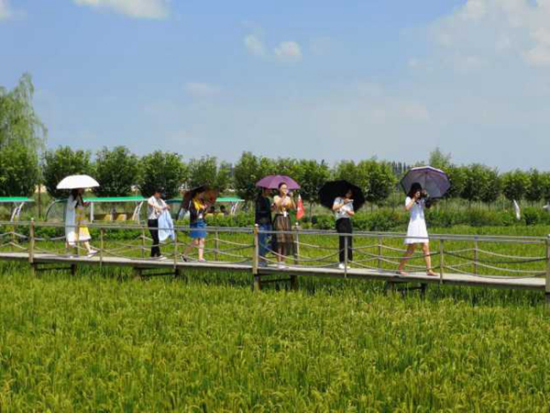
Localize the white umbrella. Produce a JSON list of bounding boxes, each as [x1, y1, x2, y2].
[[56, 175, 100, 190]]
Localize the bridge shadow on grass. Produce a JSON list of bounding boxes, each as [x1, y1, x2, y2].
[[0, 262, 544, 309]]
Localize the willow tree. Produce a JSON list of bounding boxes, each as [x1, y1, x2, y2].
[[0, 73, 46, 196]]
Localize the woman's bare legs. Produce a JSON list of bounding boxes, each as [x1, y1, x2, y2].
[[198, 238, 205, 261], [277, 246, 285, 265], [423, 243, 437, 276], [398, 244, 416, 275], [183, 239, 200, 260]]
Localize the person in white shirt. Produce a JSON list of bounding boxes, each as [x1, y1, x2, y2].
[[147, 188, 169, 259], [333, 189, 355, 269], [398, 183, 437, 276]]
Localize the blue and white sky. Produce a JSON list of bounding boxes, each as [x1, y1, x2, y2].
[[2, 0, 550, 170]]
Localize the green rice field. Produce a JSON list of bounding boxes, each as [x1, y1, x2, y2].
[[1, 224, 550, 411]]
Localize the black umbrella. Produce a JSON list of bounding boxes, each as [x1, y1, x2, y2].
[[319, 180, 366, 211]]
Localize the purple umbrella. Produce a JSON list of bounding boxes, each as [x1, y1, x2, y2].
[[400, 166, 450, 198], [256, 175, 301, 190]]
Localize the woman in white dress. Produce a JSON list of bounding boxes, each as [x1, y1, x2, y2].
[[398, 183, 437, 276], [65, 188, 96, 257]]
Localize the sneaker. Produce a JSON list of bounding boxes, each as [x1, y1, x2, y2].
[[277, 263, 287, 269], [338, 263, 346, 270], [87, 250, 98, 257], [157, 255, 167, 261], [198, 258, 206, 263]]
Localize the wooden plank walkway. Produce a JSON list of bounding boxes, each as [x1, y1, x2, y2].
[[0, 252, 545, 291]]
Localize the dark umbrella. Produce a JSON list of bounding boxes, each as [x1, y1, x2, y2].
[[256, 175, 300, 190], [400, 166, 451, 198], [319, 180, 366, 211]]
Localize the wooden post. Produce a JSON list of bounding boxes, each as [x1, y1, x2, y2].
[[344, 235, 349, 278], [11, 222, 16, 252], [141, 225, 146, 259], [378, 234, 383, 272], [252, 225, 260, 291], [214, 230, 220, 262], [545, 235, 550, 305], [290, 224, 299, 290], [439, 239, 445, 284], [100, 228, 105, 267], [473, 237, 479, 275], [76, 221, 81, 257], [173, 231, 179, 269], [28, 219, 35, 265]]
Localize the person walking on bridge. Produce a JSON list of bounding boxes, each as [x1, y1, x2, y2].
[[147, 188, 169, 259], [398, 183, 437, 276]]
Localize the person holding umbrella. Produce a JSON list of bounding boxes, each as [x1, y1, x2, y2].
[[256, 175, 301, 268], [255, 188, 273, 267], [320, 180, 365, 270], [333, 189, 356, 269], [58, 175, 100, 258], [182, 187, 216, 262], [272, 182, 296, 268], [65, 188, 96, 257], [147, 188, 170, 259], [398, 166, 450, 276], [398, 182, 436, 276]]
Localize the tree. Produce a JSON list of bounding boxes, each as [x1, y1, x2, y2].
[[358, 160, 397, 205], [428, 147, 452, 171], [333, 161, 368, 192], [43, 147, 93, 198], [0, 143, 40, 197], [333, 159, 397, 205], [539, 172, 550, 204], [188, 156, 232, 192], [446, 166, 467, 199], [501, 170, 530, 202], [462, 164, 501, 204], [139, 151, 187, 199], [293, 159, 331, 207], [93, 146, 140, 197], [526, 169, 544, 203], [0, 73, 46, 150], [0, 74, 46, 198], [233, 152, 275, 201]]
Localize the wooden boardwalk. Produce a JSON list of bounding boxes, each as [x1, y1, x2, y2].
[[0, 251, 545, 292], [1, 221, 549, 300]]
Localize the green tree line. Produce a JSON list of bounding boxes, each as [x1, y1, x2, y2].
[[2, 75, 550, 205]]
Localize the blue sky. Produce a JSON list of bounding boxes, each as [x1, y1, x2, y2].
[[1, 0, 550, 170]]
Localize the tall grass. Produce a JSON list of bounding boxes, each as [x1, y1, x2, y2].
[[0, 267, 549, 411]]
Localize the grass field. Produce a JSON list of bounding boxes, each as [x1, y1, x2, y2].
[[0, 266, 549, 412], [1, 224, 550, 411]]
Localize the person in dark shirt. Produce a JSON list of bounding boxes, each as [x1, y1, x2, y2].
[[255, 188, 273, 266], [182, 194, 209, 262]]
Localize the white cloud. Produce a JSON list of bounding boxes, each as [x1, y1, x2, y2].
[[431, 0, 550, 68], [274, 41, 303, 62], [185, 82, 221, 98], [73, 0, 170, 19], [244, 34, 266, 57], [0, 0, 13, 20]]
